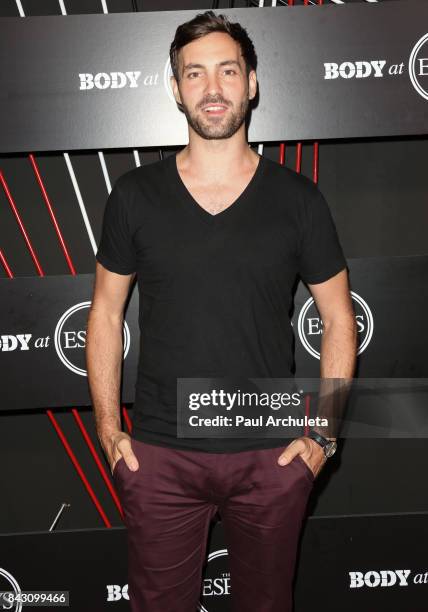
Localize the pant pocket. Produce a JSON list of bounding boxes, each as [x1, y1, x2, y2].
[[294, 454, 315, 482]]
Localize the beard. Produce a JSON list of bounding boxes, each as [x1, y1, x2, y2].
[[180, 95, 250, 140]]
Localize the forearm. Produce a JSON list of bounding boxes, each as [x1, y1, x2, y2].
[[86, 307, 124, 445], [320, 315, 357, 379], [315, 316, 358, 440]]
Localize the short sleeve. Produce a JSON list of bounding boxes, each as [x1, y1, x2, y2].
[[95, 177, 137, 275], [298, 184, 347, 284]]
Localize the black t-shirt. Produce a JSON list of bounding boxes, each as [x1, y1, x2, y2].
[[95, 152, 347, 453]]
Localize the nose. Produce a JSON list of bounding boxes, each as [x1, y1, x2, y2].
[[204, 70, 223, 97]]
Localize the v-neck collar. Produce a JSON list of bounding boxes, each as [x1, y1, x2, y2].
[[169, 151, 267, 226]]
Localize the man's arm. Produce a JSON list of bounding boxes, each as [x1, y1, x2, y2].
[[277, 268, 357, 474], [301, 267, 357, 472], [309, 267, 357, 382], [86, 261, 139, 473]]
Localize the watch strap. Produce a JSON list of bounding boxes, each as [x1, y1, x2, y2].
[[307, 430, 337, 458]]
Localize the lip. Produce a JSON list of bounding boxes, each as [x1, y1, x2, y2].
[[202, 105, 228, 114]]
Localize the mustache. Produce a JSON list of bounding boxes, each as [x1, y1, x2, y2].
[[196, 96, 230, 109]]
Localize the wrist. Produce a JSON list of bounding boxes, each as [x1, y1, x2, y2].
[[98, 428, 123, 448], [306, 430, 338, 458]]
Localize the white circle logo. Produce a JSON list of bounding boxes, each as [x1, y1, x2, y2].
[[54, 302, 131, 377], [297, 291, 374, 360], [0, 567, 22, 612], [198, 548, 230, 612], [409, 33, 428, 100], [163, 56, 175, 103]]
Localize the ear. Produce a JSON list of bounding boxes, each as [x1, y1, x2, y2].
[[170, 75, 183, 106], [248, 69, 257, 101]]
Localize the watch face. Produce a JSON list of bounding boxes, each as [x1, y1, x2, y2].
[[325, 442, 337, 458]]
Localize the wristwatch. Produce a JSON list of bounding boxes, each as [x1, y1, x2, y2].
[[307, 431, 337, 458]]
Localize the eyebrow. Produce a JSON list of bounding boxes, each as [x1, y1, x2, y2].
[[182, 59, 241, 73]]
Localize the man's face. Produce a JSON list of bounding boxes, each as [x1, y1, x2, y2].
[[171, 31, 257, 140]]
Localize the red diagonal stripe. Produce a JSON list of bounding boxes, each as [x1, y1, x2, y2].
[[0, 170, 44, 275], [122, 405, 133, 434], [0, 248, 13, 278], [47, 409, 112, 528], [29, 154, 76, 275], [72, 408, 124, 520]]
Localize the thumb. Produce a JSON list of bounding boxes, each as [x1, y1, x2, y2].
[[278, 441, 303, 466], [123, 449, 139, 471], [278, 451, 295, 466], [119, 440, 139, 471]]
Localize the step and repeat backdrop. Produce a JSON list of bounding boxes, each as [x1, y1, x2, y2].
[[1, 2, 428, 611], [1, 255, 428, 408], [0, 0, 427, 150], [2, 514, 428, 612]]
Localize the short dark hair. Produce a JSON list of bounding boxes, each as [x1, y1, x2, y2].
[[169, 10, 258, 83]]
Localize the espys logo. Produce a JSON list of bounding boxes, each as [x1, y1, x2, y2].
[[198, 549, 230, 612], [54, 302, 130, 377], [0, 567, 22, 612], [105, 549, 230, 608], [409, 33, 428, 101], [324, 33, 428, 101], [297, 291, 373, 360], [163, 57, 176, 103]]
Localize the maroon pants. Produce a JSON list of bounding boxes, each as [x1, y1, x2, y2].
[[113, 438, 314, 612]]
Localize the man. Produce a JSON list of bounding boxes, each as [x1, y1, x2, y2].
[[86, 10, 357, 612]]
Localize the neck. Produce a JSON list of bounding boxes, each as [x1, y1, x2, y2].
[[177, 126, 258, 181]]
